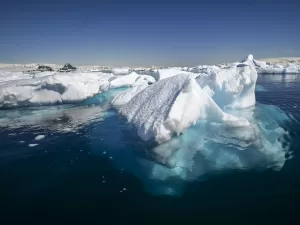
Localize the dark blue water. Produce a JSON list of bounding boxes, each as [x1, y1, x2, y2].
[[1, 75, 300, 224]]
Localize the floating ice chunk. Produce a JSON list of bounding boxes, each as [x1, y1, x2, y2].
[[29, 144, 38, 147], [0, 72, 110, 108], [109, 72, 155, 89], [119, 74, 250, 143], [35, 135, 45, 140]]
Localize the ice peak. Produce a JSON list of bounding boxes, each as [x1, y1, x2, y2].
[[242, 54, 254, 63]]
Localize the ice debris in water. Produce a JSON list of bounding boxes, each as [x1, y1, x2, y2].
[[28, 144, 39, 147], [35, 135, 45, 140]]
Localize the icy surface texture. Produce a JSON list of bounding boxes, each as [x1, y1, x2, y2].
[[109, 72, 155, 89], [195, 54, 258, 109], [111, 83, 149, 107], [0, 73, 110, 108], [157, 68, 195, 80], [119, 74, 250, 143]]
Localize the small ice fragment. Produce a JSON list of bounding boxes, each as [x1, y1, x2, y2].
[[35, 135, 45, 140], [80, 149, 83, 152], [29, 144, 38, 147], [19, 141, 25, 143], [109, 156, 113, 159], [123, 188, 127, 191], [102, 180, 106, 183], [103, 151, 107, 154]]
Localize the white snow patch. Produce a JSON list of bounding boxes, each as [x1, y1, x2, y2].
[[109, 72, 155, 89], [157, 68, 195, 80]]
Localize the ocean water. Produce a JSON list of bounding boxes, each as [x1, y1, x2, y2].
[[1, 74, 300, 224]]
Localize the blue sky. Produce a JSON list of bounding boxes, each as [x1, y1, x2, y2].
[[0, 0, 299, 66]]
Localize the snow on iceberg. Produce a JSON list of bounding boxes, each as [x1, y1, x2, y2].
[[111, 83, 149, 107], [157, 68, 195, 80], [0, 73, 110, 108], [118, 74, 250, 144], [109, 72, 155, 89], [196, 54, 258, 109], [0, 71, 33, 83]]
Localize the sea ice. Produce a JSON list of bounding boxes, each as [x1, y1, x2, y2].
[[0, 72, 110, 108], [253, 59, 300, 74]]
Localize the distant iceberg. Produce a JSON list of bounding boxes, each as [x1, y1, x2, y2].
[[0, 73, 110, 108], [253, 58, 300, 74], [111, 67, 131, 75]]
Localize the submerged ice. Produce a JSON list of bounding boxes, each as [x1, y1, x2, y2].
[[118, 74, 250, 143]]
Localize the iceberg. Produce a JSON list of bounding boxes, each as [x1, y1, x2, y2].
[[112, 67, 131, 75], [118, 74, 250, 144], [0, 73, 110, 108]]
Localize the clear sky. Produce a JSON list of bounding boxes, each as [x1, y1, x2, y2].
[[0, 0, 299, 67]]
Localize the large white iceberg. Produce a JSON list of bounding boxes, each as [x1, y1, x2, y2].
[[118, 74, 250, 144], [0, 73, 110, 108]]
